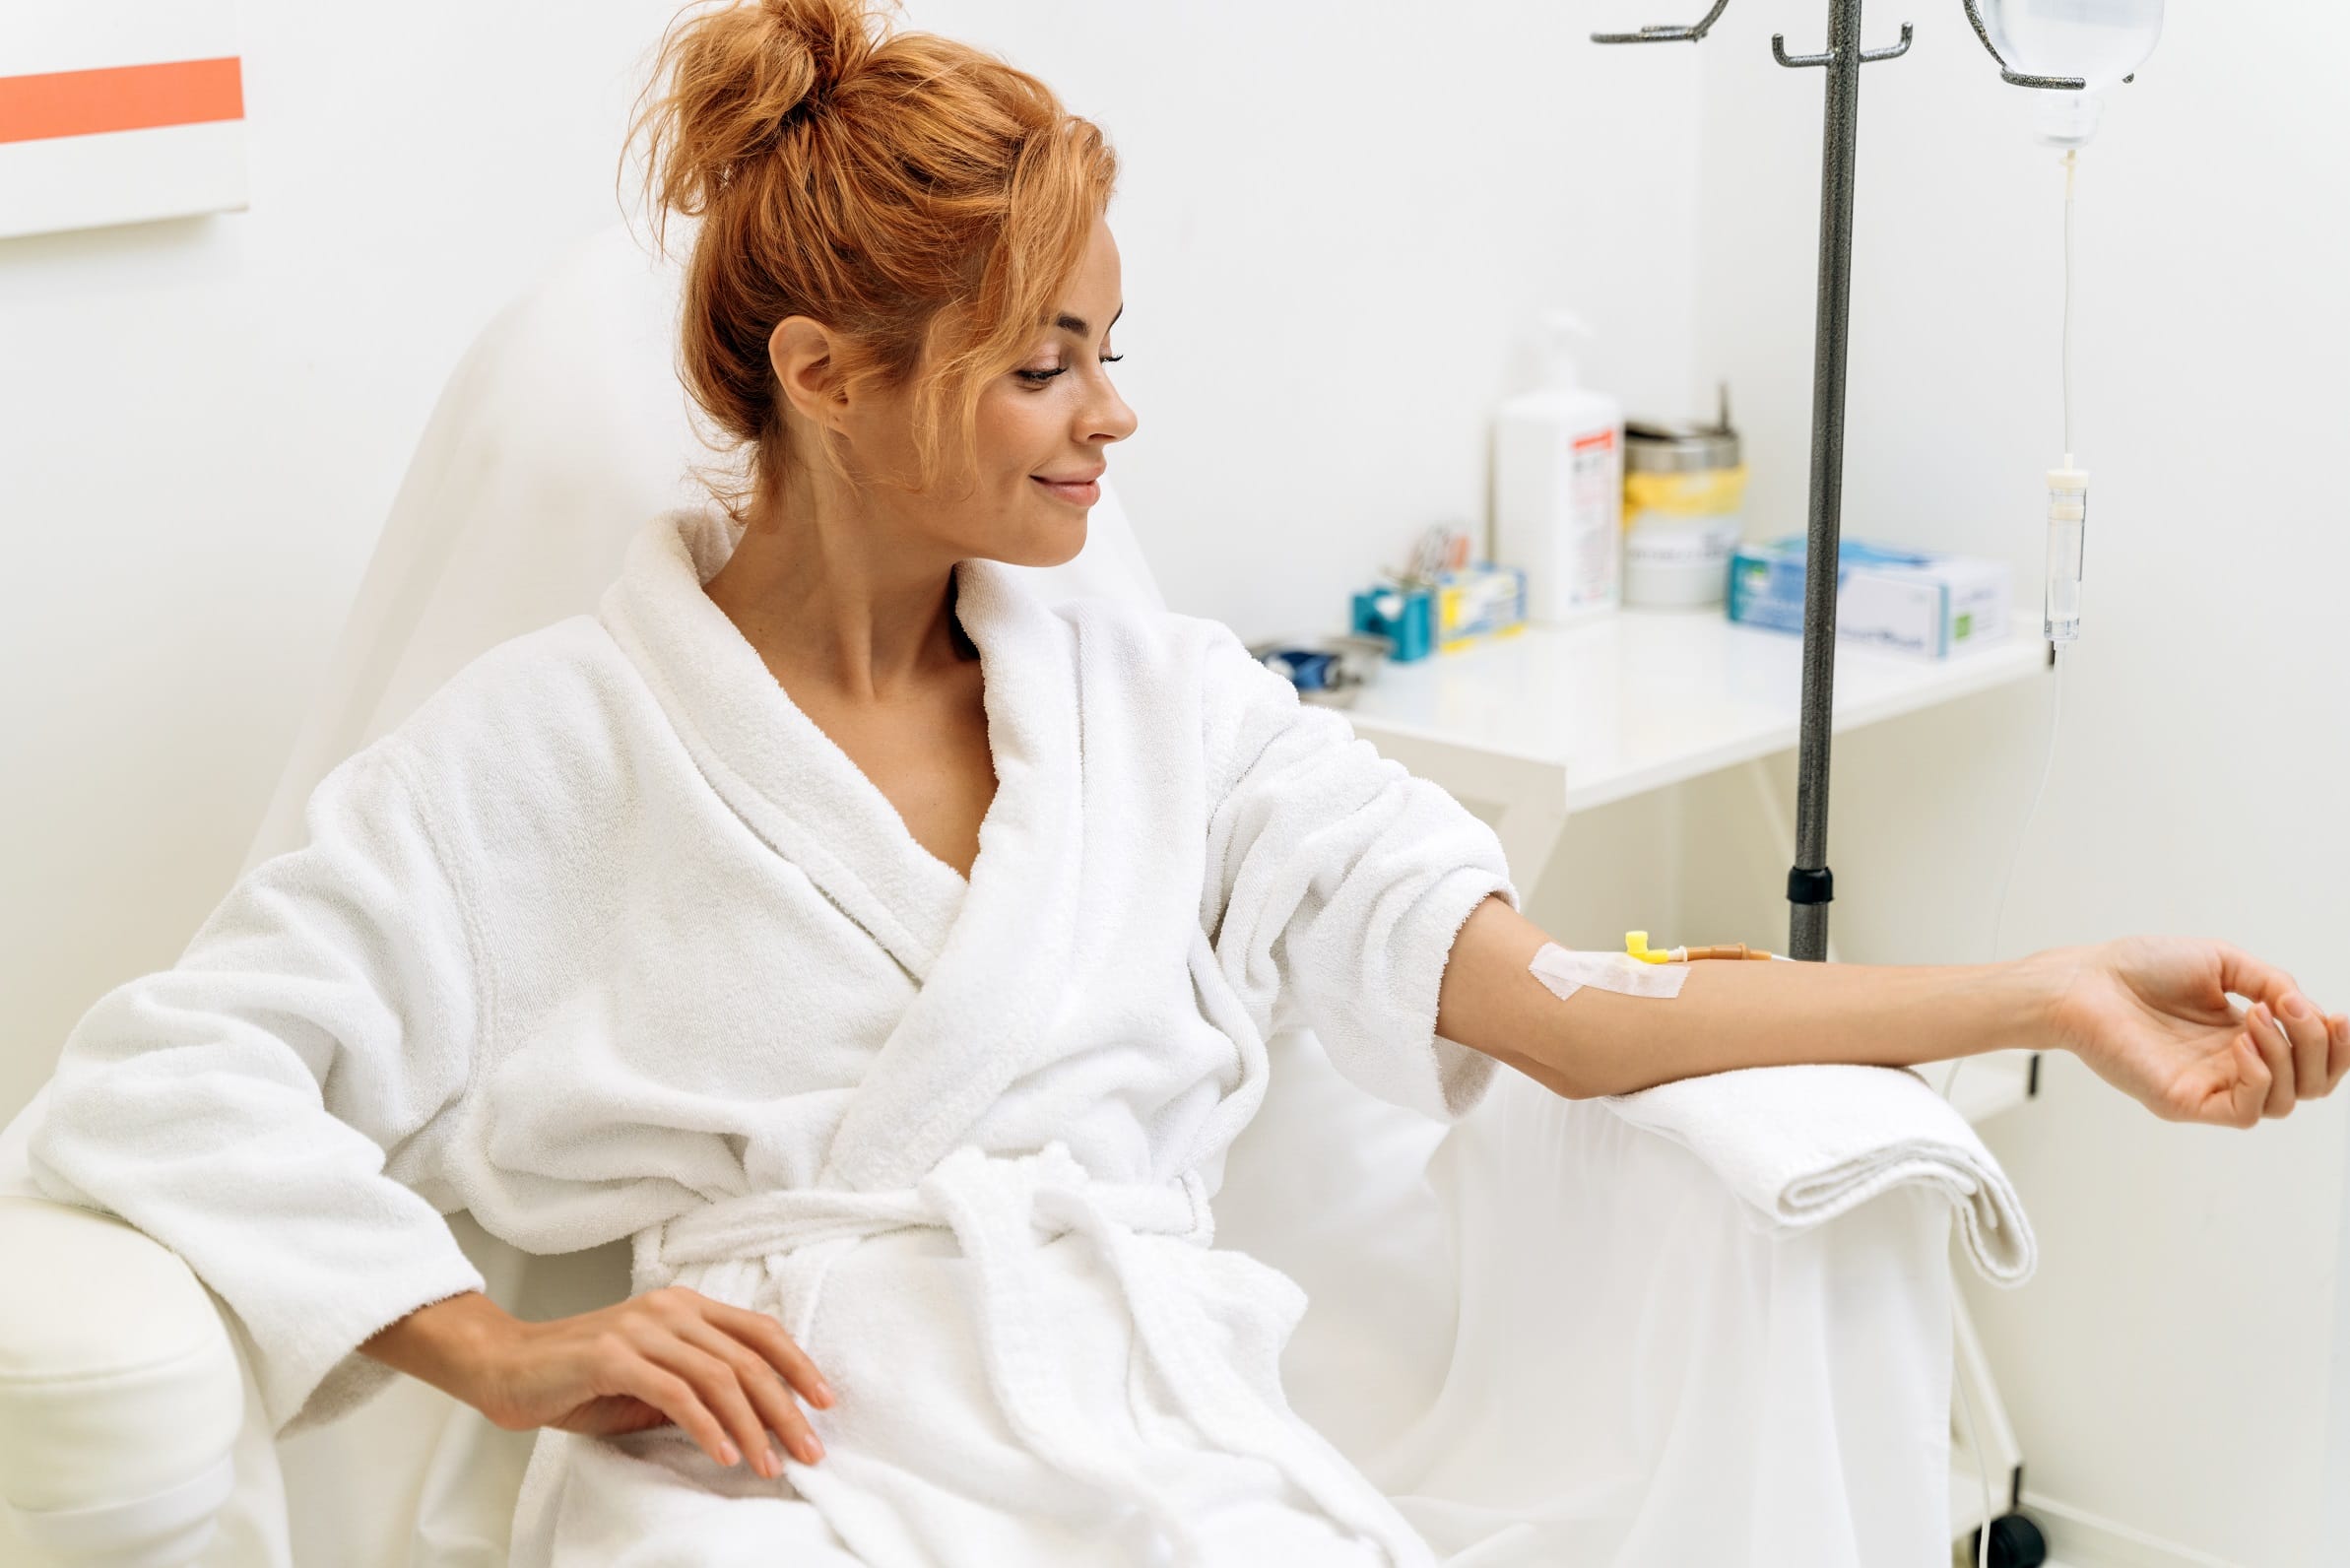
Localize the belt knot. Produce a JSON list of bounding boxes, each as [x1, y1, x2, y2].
[[629, 1142, 1209, 1297]]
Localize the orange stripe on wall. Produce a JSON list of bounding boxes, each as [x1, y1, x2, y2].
[[0, 57, 244, 147]]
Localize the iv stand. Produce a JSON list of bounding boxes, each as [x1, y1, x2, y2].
[[1779, 0, 1905, 962], [1594, 0, 2065, 962]]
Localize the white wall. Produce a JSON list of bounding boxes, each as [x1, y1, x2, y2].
[[916, 0, 1708, 637], [1, 0, 694, 1127], [1, 3, 1702, 1132], [1682, 2, 2350, 1562]]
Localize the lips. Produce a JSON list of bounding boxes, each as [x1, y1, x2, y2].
[[1031, 473, 1102, 504]]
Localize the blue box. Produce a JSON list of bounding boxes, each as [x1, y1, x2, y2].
[[1728, 537, 2011, 658]]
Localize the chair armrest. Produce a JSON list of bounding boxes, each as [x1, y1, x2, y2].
[[0, 1196, 245, 1567], [1598, 1060, 2035, 1285], [1375, 1067, 1959, 1564]]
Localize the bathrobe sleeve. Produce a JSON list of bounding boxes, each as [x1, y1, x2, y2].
[[1198, 625, 1519, 1122], [26, 735, 490, 1439]]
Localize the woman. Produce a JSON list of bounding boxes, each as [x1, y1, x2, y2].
[[28, 0, 2346, 1563]]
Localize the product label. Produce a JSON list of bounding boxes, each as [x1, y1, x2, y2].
[[1566, 428, 1618, 611], [1625, 512, 1741, 564]]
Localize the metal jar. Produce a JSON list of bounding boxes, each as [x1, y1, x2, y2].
[[1622, 412, 1747, 610]]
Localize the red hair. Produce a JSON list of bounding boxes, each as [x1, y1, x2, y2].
[[624, 0, 1120, 520]]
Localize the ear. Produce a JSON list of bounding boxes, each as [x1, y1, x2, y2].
[[767, 316, 848, 431]]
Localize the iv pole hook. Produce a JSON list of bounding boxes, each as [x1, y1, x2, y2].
[[1773, 21, 1912, 68], [1592, 0, 1732, 44]]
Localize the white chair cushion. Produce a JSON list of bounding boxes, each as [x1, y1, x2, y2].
[[0, 1196, 244, 1566]]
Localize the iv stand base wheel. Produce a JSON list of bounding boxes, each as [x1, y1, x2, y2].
[[1965, 1511, 2049, 1568]]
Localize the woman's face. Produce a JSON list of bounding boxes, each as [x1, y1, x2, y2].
[[773, 214, 1138, 571], [957, 213, 1137, 567]]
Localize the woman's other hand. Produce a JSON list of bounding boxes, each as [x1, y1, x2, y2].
[[2041, 937, 2350, 1127], [469, 1285, 836, 1475]]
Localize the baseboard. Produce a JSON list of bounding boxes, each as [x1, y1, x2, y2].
[[2018, 1492, 2246, 1568]]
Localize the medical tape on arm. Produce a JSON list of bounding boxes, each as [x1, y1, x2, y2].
[[1528, 943, 1690, 1002]]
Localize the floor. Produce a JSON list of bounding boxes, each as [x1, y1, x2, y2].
[[1950, 1546, 2085, 1568]]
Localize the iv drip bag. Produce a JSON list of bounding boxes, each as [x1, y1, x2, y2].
[[1977, 0, 2166, 145]]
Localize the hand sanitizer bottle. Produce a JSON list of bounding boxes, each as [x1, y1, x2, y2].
[[1493, 310, 1624, 624]]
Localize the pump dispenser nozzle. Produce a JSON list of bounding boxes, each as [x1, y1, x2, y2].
[[1537, 308, 1594, 392]]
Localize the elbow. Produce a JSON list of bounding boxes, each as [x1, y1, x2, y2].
[[1499, 1034, 1661, 1101], [1497, 1046, 1611, 1103], [22, 1089, 67, 1181], [1544, 1071, 1615, 1103], [22, 1105, 90, 1208]]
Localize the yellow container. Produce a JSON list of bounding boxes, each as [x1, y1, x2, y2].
[[1623, 417, 1746, 609], [1624, 465, 1748, 519]]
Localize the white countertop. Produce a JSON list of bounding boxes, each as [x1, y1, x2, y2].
[[1342, 605, 2050, 815]]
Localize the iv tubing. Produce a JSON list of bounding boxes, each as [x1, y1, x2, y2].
[[1991, 652, 2065, 975], [1954, 150, 2084, 1568], [1949, 668, 2066, 1568], [2062, 148, 2077, 465], [1941, 652, 2067, 1102]]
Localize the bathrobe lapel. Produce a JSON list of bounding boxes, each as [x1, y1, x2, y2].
[[599, 509, 1086, 1191], [598, 508, 972, 980], [818, 553, 1086, 1190]]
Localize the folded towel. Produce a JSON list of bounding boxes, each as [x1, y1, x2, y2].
[[1600, 1061, 2036, 1285]]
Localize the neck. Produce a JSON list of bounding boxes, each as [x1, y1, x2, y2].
[[702, 481, 968, 700]]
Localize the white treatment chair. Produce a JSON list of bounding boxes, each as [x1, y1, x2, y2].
[[0, 222, 2002, 1568]]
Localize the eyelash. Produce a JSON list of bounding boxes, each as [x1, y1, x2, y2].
[[1017, 354, 1123, 385]]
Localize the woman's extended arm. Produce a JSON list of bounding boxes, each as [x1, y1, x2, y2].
[[1434, 895, 2350, 1127]]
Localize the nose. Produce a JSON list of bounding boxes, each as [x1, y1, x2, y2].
[[1083, 376, 1139, 445]]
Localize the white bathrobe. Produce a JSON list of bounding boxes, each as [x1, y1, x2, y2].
[[29, 505, 1519, 1567]]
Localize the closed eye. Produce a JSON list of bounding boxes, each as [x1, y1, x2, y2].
[[1017, 354, 1124, 385]]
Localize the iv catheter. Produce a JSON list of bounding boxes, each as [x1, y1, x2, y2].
[[1623, 932, 1777, 964]]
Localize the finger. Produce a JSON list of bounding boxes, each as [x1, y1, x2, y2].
[[641, 1338, 775, 1479], [2250, 1004, 2297, 1119], [701, 1299, 836, 1409], [2224, 1034, 2270, 1128], [2273, 991, 2332, 1100], [678, 1317, 822, 1468], [2215, 943, 2300, 1016], [2330, 1014, 2350, 1095], [615, 1358, 737, 1470]]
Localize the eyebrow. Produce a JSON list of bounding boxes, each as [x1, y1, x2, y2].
[[1050, 302, 1123, 337]]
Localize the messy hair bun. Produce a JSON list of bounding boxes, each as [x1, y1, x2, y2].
[[623, 0, 1119, 520]]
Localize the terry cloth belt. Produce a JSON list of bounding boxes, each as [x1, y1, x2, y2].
[[627, 1142, 1424, 1565]]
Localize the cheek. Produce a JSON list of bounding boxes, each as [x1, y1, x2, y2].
[[973, 394, 1054, 481]]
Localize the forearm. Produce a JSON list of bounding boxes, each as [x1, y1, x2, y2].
[[359, 1288, 520, 1410], [1435, 895, 2063, 1099]]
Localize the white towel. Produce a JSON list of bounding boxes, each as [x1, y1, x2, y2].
[[1600, 1061, 2036, 1285]]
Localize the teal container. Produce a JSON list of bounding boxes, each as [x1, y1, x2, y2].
[[1350, 585, 1435, 661]]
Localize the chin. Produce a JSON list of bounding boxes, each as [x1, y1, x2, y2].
[[981, 514, 1087, 570]]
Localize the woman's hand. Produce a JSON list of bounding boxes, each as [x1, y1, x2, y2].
[[2040, 937, 2350, 1127], [466, 1285, 835, 1476]]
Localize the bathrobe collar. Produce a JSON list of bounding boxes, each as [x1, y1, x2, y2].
[[599, 507, 1088, 1189]]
